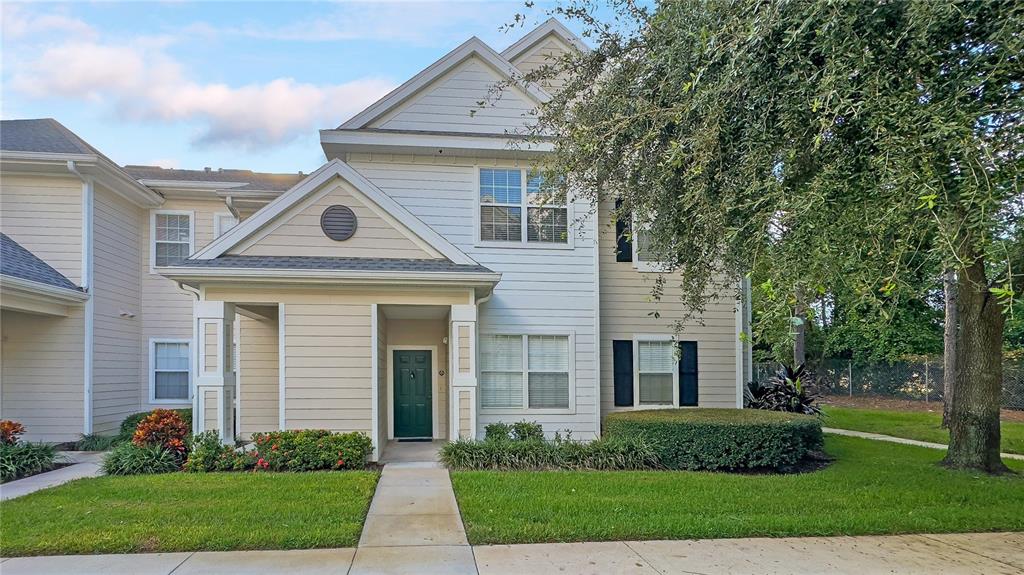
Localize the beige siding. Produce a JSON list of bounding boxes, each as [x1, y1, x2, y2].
[[1, 309, 85, 442], [0, 174, 83, 285], [457, 325, 470, 374], [203, 389, 218, 431], [237, 180, 433, 259], [203, 322, 218, 372], [369, 57, 537, 134], [91, 185, 144, 434], [238, 314, 279, 438], [510, 34, 572, 93], [458, 391, 471, 439], [386, 318, 448, 439], [375, 307, 387, 453], [597, 201, 740, 414]]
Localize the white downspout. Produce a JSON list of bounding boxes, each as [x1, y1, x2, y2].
[[68, 161, 94, 435]]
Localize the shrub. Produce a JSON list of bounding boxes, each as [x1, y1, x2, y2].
[[511, 421, 545, 441], [604, 408, 823, 471], [440, 435, 660, 470], [132, 409, 189, 456], [0, 442, 59, 482], [75, 433, 121, 452], [249, 430, 372, 471], [102, 443, 181, 476], [0, 420, 26, 445], [484, 422, 512, 441], [119, 409, 192, 442], [184, 431, 255, 472], [745, 364, 821, 415]]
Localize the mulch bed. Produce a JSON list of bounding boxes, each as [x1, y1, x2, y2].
[[819, 395, 1024, 423]]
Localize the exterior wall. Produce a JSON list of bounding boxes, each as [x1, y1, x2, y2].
[[238, 314, 279, 438], [509, 34, 572, 93], [597, 201, 740, 414], [236, 180, 433, 259], [0, 174, 83, 285], [202, 389, 218, 431], [375, 307, 387, 453], [0, 309, 85, 442], [91, 185, 144, 434], [385, 317, 449, 439], [368, 57, 537, 134], [347, 155, 600, 439]]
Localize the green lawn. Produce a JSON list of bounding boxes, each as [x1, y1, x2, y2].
[[451, 435, 1024, 545], [822, 406, 1024, 454], [0, 471, 379, 557]]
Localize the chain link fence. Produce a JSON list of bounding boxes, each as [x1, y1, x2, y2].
[[753, 359, 1024, 410]]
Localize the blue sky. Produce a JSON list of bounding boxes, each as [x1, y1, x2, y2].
[[1, 1, 587, 174]]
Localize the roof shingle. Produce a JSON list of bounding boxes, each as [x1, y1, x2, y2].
[[123, 166, 305, 192], [1, 118, 96, 155]]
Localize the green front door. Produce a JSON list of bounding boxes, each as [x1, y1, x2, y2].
[[394, 350, 432, 438]]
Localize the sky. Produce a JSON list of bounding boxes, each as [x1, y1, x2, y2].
[[1, 1, 588, 174]]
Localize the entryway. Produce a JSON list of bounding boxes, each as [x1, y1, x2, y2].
[[393, 349, 432, 439]]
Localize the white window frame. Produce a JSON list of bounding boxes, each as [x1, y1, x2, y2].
[[150, 210, 195, 272], [631, 215, 669, 273], [213, 212, 239, 239], [479, 329, 576, 415], [475, 167, 574, 249], [149, 337, 193, 405], [632, 334, 679, 409]]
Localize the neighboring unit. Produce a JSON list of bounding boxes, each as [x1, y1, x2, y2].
[[0, 19, 751, 457]]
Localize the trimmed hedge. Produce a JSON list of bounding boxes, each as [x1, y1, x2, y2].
[[440, 436, 660, 470], [604, 408, 823, 471], [250, 430, 373, 471]]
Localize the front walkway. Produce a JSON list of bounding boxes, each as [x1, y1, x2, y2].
[[0, 452, 103, 501], [824, 427, 1024, 461]]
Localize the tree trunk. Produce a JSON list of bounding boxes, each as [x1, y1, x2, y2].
[[793, 288, 806, 367], [943, 256, 1009, 473], [942, 270, 957, 428]]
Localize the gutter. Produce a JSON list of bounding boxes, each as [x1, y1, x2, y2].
[[158, 266, 502, 285], [67, 160, 95, 435], [0, 275, 91, 303]]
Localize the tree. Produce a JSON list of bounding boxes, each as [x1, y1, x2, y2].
[[520, 0, 1022, 472]]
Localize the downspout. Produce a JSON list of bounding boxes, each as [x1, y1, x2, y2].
[[68, 160, 94, 435]]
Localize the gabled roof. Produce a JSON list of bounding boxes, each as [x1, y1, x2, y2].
[[0, 233, 82, 292], [123, 166, 305, 192], [501, 18, 588, 62], [173, 255, 493, 274], [0, 118, 96, 155], [191, 159, 479, 266], [338, 36, 551, 130]]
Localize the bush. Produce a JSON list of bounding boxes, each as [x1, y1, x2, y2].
[[119, 409, 192, 442], [440, 435, 660, 470], [745, 364, 821, 415], [75, 433, 122, 452], [250, 430, 373, 471], [132, 409, 189, 456], [0, 420, 26, 445], [604, 408, 823, 471], [184, 431, 255, 472], [0, 442, 59, 482], [102, 443, 181, 476], [511, 421, 545, 441], [484, 422, 512, 441]]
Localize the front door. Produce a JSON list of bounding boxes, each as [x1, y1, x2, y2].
[[394, 350, 432, 438]]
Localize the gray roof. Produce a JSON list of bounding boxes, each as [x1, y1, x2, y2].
[[1, 118, 99, 155], [123, 165, 305, 192], [0, 233, 82, 291], [174, 255, 494, 275]]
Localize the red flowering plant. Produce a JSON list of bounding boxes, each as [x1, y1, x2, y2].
[[132, 409, 190, 457], [0, 420, 26, 445], [249, 429, 372, 471]]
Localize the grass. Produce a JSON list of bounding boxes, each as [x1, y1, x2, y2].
[[822, 406, 1024, 454], [0, 471, 379, 557], [450, 435, 1024, 545]]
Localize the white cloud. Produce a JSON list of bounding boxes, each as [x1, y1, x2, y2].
[[10, 39, 395, 149], [1, 4, 97, 40]]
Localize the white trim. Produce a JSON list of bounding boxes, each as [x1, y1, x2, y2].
[[735, 280, 745, 408], [474, 167, 574, 249], [278, 303, 286, 430], [387, 345, 440, 440], [501, 18, 588, 61], [632, 334, 678, 409], [162, 266, 500, 286], [213, 212, 239, 239], [370, 304, 380, 460], [592, 212, 602, 436], [0, 275, 90, 304], [80, 173, 94, 434], [478, 329, 576, 415], [340, 37, 550, 130], [191, 158, 479, 266], [150, 209, 195, 273], [319, 129, 553, 158], [149, 338, 193, 405]]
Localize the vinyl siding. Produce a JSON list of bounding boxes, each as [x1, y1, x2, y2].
[[346, 155, 600, 439], [238, 314, 279, 438], [91, 185, 144, 434], [509, 34, 572, 93], [0, 174, 83, 285], [375, 307, 387, 455], [597, 201, 740, 414], [236, 180, 434, 259], [385, 318, 448, 439], [369, 57, 537, 134], [1, 309, 85, 442]]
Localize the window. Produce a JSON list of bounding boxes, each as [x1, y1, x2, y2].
[[636, 340, 675, 405], [479, 168, 568, 245], [152, 211, 194, 268], [480, 333, 572, 410], [631, 217, 668, 272], [214, 213, 238, 238], [151, 339, 191, 402]]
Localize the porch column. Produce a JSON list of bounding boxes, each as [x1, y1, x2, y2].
[[450, 304, 478, 440], [194, 300, 236, 445]]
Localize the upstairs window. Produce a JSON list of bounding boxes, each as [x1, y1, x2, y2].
[[479, 168, 568, 245], [152, 211, 194, 268]]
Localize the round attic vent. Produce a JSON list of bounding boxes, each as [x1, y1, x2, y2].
[[320, 205, 358, 241]]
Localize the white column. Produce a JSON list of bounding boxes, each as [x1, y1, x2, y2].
[[450, 304, 478, 440], [194, 300, 236, 444]]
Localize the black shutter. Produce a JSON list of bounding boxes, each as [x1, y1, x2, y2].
[[613, 340, 634, 406], [678, 341, 698, 406], [614, 199, 632, 262]]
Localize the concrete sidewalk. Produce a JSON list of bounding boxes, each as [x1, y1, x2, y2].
[[0, 452, 104, 501], [824, 427, 1024, 461], [2, 532, 1021, 574]]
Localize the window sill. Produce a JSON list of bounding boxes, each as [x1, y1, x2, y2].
[[149, 398, 192, 405], [474, 241, 575, 250], [479, 408, 576, 416]]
